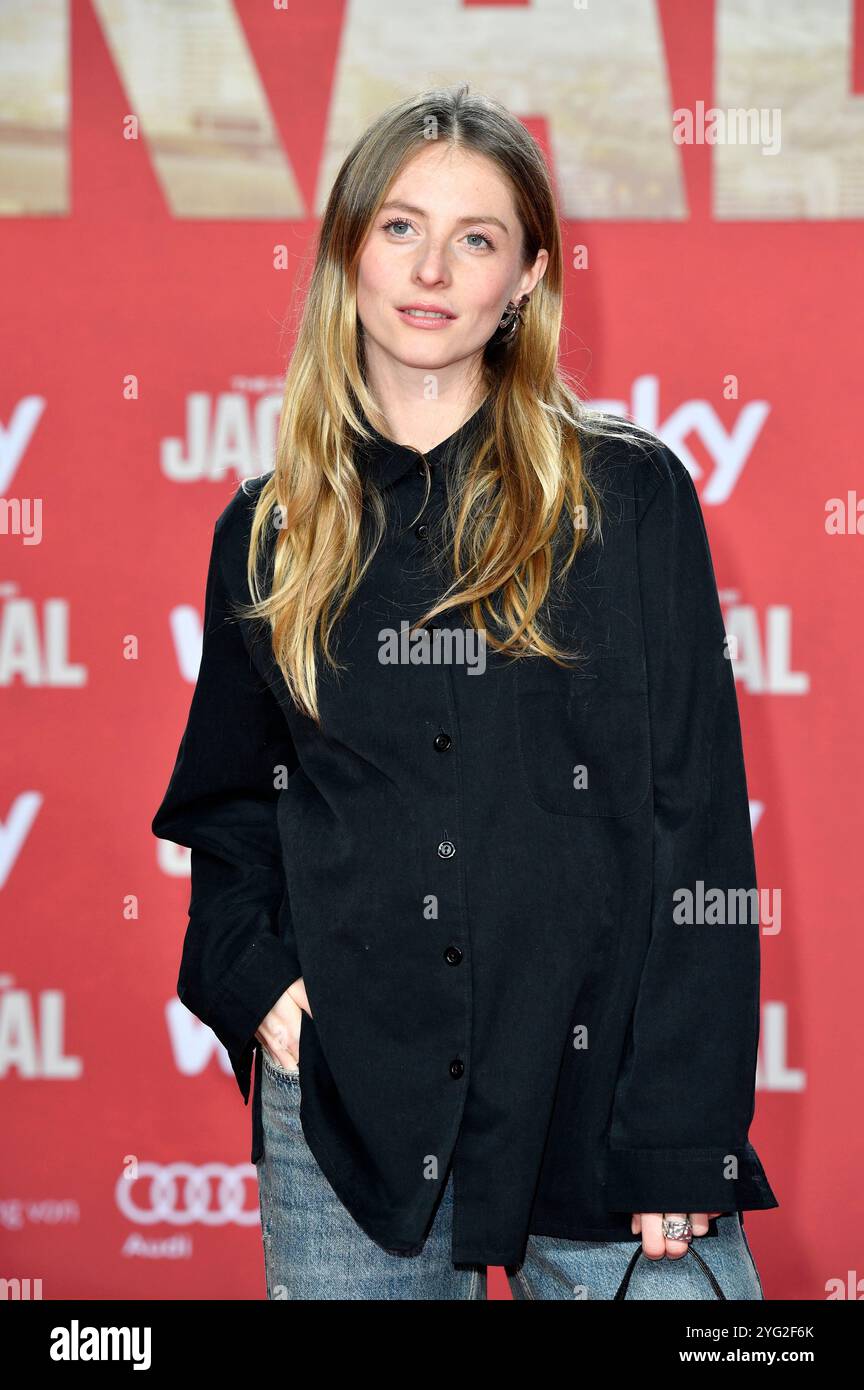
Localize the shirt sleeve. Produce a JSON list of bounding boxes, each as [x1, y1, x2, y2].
[[603, 446, 778, 1216], [151, 502, 302, 1106]]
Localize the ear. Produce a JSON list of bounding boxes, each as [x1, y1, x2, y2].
[[517, 246, 549, 300]]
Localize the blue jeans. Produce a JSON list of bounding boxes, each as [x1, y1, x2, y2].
[[255, 1049, 766, 1301]]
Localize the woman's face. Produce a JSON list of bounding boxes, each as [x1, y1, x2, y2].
[[356, 143, 548, 380]]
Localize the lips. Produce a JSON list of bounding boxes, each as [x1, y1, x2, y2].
[[396, 304, 456, 319], [394, 304, 458, 331]]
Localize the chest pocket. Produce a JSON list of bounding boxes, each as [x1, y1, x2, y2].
[[514, 657, 652, 817]]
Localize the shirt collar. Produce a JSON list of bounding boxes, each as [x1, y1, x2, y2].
[[355, 394, 493, 490]]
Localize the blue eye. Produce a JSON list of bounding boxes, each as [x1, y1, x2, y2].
[[382, 218, 414, 237], [381, 218, 495, 251]]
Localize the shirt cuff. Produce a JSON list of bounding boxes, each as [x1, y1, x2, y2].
[[204, 934, 303, 1103], [603, 1141, 780, 1213]]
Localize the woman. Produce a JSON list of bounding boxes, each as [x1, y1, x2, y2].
[[152, 83, 778, 1301]]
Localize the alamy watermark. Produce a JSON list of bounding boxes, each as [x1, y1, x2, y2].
[[673, 880, 780, 934], [673, 101, 781, 156], [378, 619, 486, 674]]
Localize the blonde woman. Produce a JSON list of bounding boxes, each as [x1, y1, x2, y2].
[[153, 84, 778, 1301]]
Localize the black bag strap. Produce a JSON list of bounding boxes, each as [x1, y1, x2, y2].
[[613, 1242, 727, 1300]]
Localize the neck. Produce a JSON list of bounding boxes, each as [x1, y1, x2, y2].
[[363, 357, 488, 454]]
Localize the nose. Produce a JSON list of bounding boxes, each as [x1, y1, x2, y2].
[[411, 239, 453, 286]]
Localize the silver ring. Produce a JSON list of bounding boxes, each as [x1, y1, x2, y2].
[[662, 1216, 693, 1240]]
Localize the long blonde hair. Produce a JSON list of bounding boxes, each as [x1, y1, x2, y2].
[[238, 83, 652, 725]]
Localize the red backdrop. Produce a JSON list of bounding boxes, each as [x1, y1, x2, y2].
[[3, 0, 862, 1302]]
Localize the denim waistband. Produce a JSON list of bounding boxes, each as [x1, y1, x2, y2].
[[260, 1048, 300, 1080]]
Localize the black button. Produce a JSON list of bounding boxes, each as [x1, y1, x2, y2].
[[415, 522, 429, 540], [437, 840, 456, 858], [416, 461, 427, 477], [444, 945, 463, 965], [434, 732, 452, 751], [449, 1059, 465, 1079]]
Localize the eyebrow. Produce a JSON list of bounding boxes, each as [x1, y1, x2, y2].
[[379, 201, 511, 234]]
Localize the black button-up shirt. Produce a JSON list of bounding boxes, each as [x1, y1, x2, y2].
[[151, 401, 779, 1266]]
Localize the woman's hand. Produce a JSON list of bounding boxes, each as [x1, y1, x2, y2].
[[631, 1211, 725, 1259], [254, 977, 310, 1071]]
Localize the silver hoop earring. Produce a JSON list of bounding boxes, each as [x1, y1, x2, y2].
[[496, 294, 530, 339]]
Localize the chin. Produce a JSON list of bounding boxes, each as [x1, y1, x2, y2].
[[385, 338, 457, 368]]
